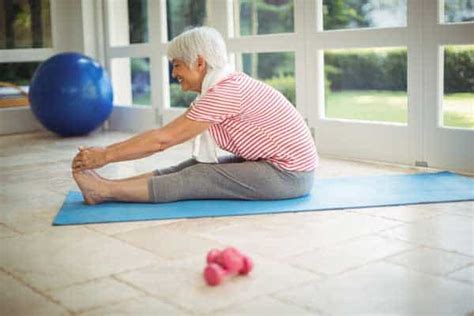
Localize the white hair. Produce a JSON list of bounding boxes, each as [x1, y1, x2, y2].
[[167, 26, 228, 69]]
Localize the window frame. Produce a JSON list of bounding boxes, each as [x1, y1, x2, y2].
[[103, 0, 473, 171]]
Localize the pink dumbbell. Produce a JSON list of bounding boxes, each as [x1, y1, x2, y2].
[[203, 247, 253, 286]]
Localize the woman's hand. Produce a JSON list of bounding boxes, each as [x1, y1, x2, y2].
[[72, 146, 108, 171]]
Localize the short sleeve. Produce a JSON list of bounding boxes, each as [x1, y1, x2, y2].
[[186, 77, 241, 124]]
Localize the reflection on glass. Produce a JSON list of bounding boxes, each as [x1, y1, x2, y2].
[[0, 0, 52, 49], [111, 57, 150, 106], [237, 0, 294, 36], [323, 0, 406, 31], [242, 52, 295, 105], [0, 62, 40, 107], [108, 0, 148, 46], [444, 0, 474, 23], [443, 45, 474, 129], [324, 47, 407, 123], [169, 62, 197, 108], [167, 0, 207, 40]]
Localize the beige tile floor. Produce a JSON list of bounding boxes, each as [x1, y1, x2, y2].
[[0, 131, 473, 316]]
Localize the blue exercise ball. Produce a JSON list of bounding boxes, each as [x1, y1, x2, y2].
[[29, 52, 113, 136]]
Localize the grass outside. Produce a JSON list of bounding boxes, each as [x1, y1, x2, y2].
[[131, 89, 473, 129], [326, 90, 473, 129]]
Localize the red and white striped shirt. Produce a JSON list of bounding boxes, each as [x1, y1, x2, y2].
[[187, 72, 318, 171]]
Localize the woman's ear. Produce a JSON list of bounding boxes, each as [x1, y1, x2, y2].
[[196, 55, 207, 73]]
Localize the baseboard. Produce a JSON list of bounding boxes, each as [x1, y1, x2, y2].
[[0, 107, 43, 135]]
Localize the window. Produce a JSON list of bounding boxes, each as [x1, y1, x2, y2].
[[323, 47, 407, 123], [0, 0, 52, 108], [166, 0, 207, 40], [236, 0, 294, 36], [443, 0, 474, 23], [0, 0, 52, 49], [110, 57, 151, 106], [0, 62, 40, 107], [442, 45, 474, 129], [108, 0, 148, 46], [322, 0, 407, 30]]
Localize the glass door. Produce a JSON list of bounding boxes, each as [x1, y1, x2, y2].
[[422, 0, 473, 172], [305, 0, 420, 166]]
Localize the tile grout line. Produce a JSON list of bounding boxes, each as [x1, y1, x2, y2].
[[71, 295, 147, 316], [282, 227, 408, 260], [41, 266, 157, 294], [375, 232, 474, 259], [0, 222, 24, 235], [348, 208, 446, 224], [82, 225, 172, 261], [444, 261, 474, 277], [270, 291, 328, 315], [268, 281, 330, 315], [0, 266, 74, 315], [111, 274, 197, 315]]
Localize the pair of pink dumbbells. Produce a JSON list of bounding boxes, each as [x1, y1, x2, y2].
[[203, 247, 254, 286]]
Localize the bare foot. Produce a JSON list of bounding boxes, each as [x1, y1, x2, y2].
[[73, 170, 108, 205]]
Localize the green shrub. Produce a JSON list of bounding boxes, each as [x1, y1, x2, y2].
[[325, 47, 473, 93], [325, 49, 407, 91], [444, 46, 474, 93], [264, 75, 296, 105]]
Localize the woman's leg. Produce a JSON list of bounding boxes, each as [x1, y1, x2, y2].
[[148, 160, 314, 203], [72, 157, 312, 204], [72, 158, 201, 204]]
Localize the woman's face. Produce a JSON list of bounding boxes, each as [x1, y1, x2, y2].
[[171, 58, 206, 93]]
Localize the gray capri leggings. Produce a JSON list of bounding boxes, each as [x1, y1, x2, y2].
[[148, 156, 314, 203]]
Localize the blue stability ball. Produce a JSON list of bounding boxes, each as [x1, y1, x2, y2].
[[29, 52, 113, 136]]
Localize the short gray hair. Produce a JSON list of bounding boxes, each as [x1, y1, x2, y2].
[[167, 26, 228, 69]]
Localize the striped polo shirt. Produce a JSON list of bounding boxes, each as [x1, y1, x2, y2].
[[187, 72, 318, 172]]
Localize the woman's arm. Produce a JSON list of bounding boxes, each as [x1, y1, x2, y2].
[[72, 112, 211, 171]]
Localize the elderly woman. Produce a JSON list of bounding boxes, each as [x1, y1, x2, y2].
[[72, 26, 318, 204]]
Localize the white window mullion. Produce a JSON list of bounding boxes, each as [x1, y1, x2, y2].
[[207, 0, 234, 39], [433, 23, 474, 44], [227, 34, 303, 53], [294, 0, 308, 118], [406, 0, 425, 165], [303, 0, 318, 129], [107, 44, 154, 59], [149, 0, 167, 125], [0, 49, 55, 63], [307, 28, 409, 50]]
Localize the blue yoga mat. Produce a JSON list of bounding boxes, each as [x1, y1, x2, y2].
[[53, 171, 473, 225]]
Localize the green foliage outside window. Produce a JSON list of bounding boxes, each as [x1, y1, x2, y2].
[[0, 62, 40, 85], [239, 0, 294, 36], [128, 0, 148, 44], [325, 48, 407, 92], [444, 46, 474, 93], [0, 0, 52, 49], [166, 0, 206, 40]]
